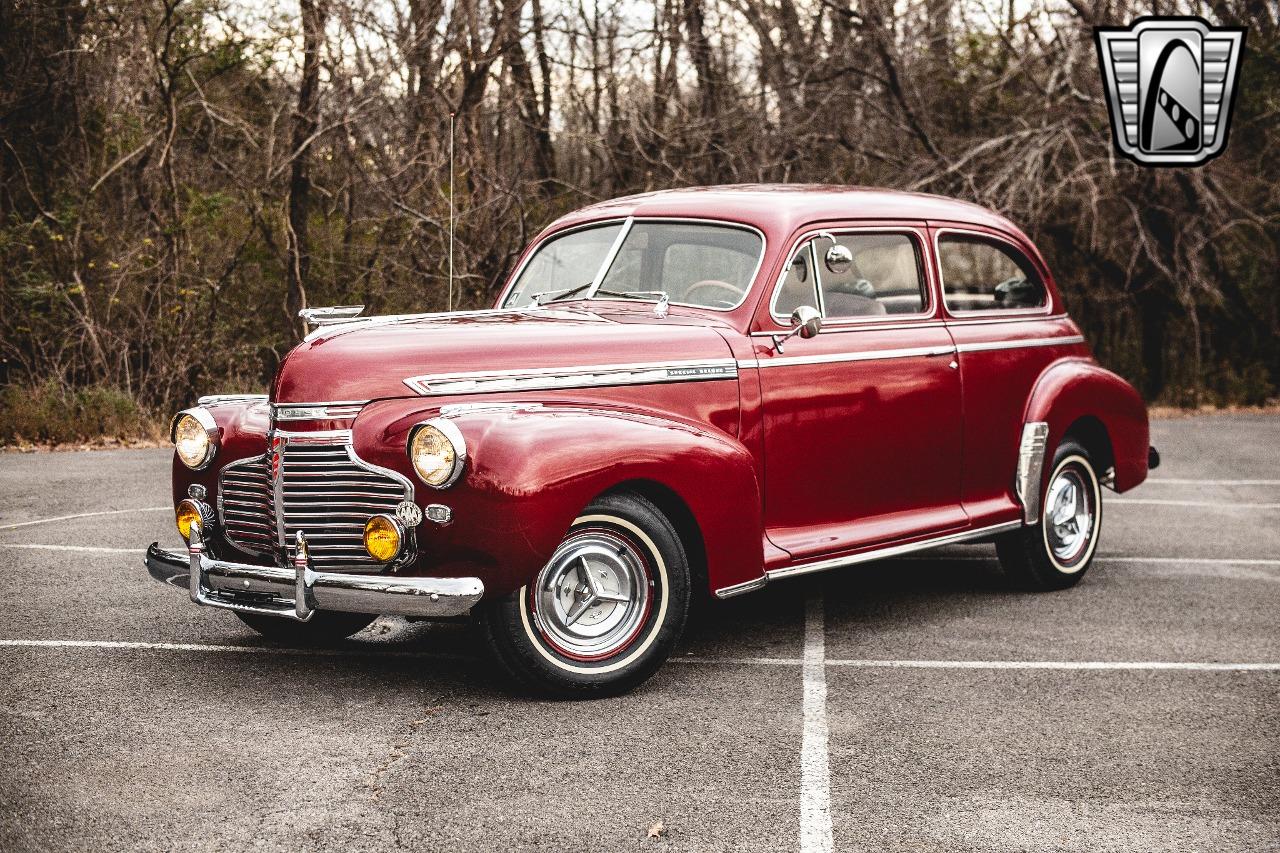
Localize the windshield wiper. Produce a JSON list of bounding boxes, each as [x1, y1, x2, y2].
[[592, 288, 667, 302], [531, 281, 595, 305]]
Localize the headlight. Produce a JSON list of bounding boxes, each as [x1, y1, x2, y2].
[[171, 408, 219, 469], [408, 419, 466, 488], [175, 499, 212, 542], [363, 514, 404, 562]]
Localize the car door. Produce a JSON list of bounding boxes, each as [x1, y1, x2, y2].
[[933, 225, 1083, 529], [751, 223, 967, 563]]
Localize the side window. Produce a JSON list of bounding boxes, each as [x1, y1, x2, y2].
[[818, 233, 926, 319], [938, 234, 1046, 313], [772, 243, 818, 318]]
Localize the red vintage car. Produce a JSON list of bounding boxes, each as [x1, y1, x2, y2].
[[146, 185, 1157, 695]]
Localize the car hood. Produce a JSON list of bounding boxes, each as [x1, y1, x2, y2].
[[272, 307, 738, 403]]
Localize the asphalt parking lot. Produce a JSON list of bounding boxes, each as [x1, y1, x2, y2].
[[1, 413, 1277, 852]]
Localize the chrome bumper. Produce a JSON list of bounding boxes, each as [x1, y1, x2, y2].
[[145, 525, 484, 621]]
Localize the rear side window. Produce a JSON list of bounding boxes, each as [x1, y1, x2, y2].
[[938, 234, 1046, 313]]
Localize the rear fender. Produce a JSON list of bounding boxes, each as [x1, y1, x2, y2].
[[353, 400, 765, 597], [1024, 359, 1150, 494]]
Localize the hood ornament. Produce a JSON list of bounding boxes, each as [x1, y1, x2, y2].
[[298, 305, 365, 329]]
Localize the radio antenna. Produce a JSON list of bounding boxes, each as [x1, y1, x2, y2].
[[447, 111, 455, 312]]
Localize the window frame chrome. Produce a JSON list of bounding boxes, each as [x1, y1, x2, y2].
[[767, 225, 936, 328], [497, 216, 768, 314], [933, 226, 1053, 319]]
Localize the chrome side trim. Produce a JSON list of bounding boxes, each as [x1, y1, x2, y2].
[[738, 344, 955, 370], [274, 402, 366, 421], [955, 335, 1085, 353], [943, 313, 1068, 327], [712, 576, 769, 600], [439, 402, 544, 417], [198, 394, 269, 407], [765, 521, 1023, 582], [1016, 422, 1051, 523], [403, 358, 738, 396]]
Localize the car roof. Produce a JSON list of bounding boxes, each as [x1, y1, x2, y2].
[[546, 184, 1027, 239]]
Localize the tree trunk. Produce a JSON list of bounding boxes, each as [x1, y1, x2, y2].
[[285, 0, 327, 341]]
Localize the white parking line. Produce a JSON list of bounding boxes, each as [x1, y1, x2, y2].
[[0, 507, 170, 531], [1108, 498, 1280, 509], [889, 555, 1280, 566], [823, 659, 1280, 671], [0, 639, 466, 659], [1146, 479, 1280, 486], [3, 640, 1278, 672], [0, 544, 139, 554], [800, 594, 834, 853]]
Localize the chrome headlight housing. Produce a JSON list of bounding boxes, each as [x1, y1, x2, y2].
[[408, 419, 466, 488], [171, 408, 219, 470]]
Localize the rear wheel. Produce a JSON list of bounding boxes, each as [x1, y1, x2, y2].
[[997, 439, 1102, 590], [234, 610, 376, 643], [479, 492, 691, 697]]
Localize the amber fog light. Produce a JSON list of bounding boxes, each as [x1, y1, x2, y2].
[[363, 514, 404, 563], [175, 499, 211, 542]]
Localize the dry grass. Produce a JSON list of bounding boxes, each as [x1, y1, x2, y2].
[[1149, 402, 1280, 419], [0, 380, 167, 449]]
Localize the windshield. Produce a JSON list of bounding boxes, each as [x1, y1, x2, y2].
[[502, 221, 763, 310]]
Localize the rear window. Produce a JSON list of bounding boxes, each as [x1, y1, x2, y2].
[[938, 234, 1046, 312]]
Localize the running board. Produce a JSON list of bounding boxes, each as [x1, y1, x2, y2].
[[714, 520, 1023, 599]]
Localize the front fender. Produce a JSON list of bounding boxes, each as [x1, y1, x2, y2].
[[1024, 359, 1150, 493], [170, 398, 272, 507], [352, 400, 764, 597]]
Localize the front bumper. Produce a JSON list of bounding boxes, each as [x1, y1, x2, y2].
[[146, 524, 484, 621]]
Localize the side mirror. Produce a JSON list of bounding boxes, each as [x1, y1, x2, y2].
[[791, 305, 822, 339], [772, 305, 822, 352], [824, 244, 853, 274]]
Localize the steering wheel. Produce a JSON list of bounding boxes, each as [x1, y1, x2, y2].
[[684, 279, 745, 308]]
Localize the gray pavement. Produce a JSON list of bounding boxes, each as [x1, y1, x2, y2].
[[0, 413, 1277, 851]]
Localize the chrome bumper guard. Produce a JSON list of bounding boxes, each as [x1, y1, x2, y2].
[[145, 525, 484, 621]]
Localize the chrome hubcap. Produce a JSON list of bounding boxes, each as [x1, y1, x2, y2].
[[1045, 466, 1094, 564], [532, 529, 651, 659]]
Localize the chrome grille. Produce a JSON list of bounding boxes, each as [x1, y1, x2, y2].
[[218, 455, 273, 556], [278, 439, 411, 571]]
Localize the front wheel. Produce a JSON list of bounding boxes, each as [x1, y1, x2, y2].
[[478, 492, 691, 697], [996, 439, 1103, 590]]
